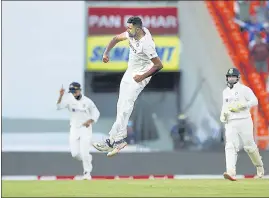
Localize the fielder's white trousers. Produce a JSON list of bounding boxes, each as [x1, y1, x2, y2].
[[224, 117, 259, 174], [109, 74, 151, 142], [69, 125, 92, 174]]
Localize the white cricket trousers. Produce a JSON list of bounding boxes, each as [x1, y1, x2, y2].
[[69, 125, 92, 174], [224, 117, 262, 175], [109, 74, 151, 142]]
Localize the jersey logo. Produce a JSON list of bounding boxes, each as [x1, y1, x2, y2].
[[83, 104, 86, 108], [129, 41, 137, 53], [225, 99, 228, 102], [72, 109, 76, 112]]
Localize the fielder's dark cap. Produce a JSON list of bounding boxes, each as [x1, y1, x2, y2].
[[69, 82, 81, 93]]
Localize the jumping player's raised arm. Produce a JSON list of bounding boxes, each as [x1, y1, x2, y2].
[[102, 32, 128, 63]]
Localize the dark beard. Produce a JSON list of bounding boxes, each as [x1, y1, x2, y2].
[[75, 94, 82, 100]]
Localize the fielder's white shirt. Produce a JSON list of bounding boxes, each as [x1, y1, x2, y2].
[[124, 27, 158, 78], [57, 93, 100, 127], [221, 82, 258, 120]]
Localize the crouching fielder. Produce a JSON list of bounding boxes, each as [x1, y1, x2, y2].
[[57, 82, 100, 180], [220, 68, 264, 181]]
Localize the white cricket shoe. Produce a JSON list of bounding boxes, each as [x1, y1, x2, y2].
[[223, 172, 237, 181], [257, 166, 264, 178], [107, 139, 127, 157], [92, 139, 114, 152], [82, 172, 92, 180]]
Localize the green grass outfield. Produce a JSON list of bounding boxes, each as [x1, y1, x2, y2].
[[2, 179, 269, 197]]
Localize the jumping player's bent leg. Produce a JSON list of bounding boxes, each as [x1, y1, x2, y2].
[[238, 118, 264, 178], [107, 79, 147, 156], [92, 80, 130, 153], [92, 80, 129, 153], [92, 75, 150, 156], [109, 81, 144, 141], [223, 122, 240, 181]]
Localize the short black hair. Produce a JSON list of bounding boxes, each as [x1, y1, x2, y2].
[[127, 16, 143, 27]]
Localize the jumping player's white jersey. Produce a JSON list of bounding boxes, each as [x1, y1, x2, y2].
[[125, 27, 158, 75], [221, 82, 258, 120], [57, 93, 100, 127]]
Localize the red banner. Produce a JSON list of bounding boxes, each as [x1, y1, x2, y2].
[[88, 7, 179, 35]]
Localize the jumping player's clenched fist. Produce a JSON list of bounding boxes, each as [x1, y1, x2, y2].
[[102, 53, 109, 63]]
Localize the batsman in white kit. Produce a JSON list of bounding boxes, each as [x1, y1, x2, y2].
[[93, 16, 163, 157], [57, 82, 100, 180], [220, 68, 264, 181]]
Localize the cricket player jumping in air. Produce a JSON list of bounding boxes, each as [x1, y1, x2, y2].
[[57, 82, 100, 180], [92, 16, 163, 157], [220, 68, 264, 181]]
